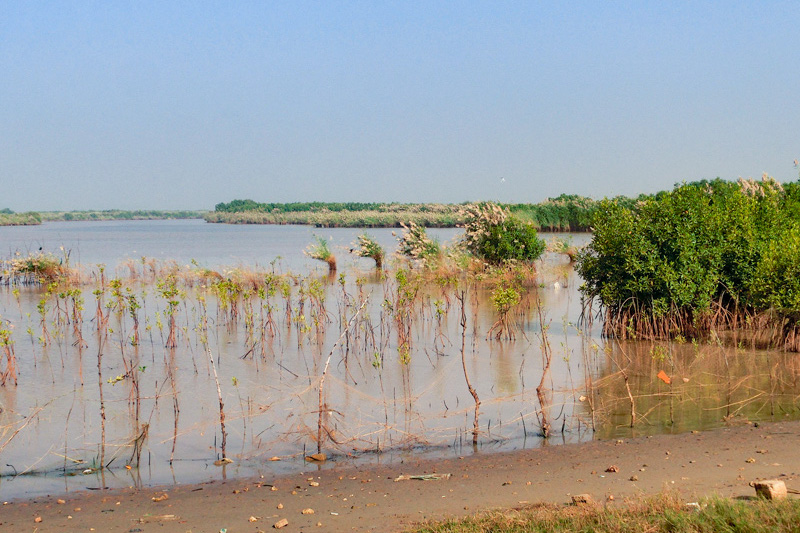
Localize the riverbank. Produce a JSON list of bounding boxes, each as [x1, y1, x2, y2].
[[3, 419, 798, 532], [206, 196, 602, 230]]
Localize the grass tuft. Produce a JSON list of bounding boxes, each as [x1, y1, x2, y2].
[[410, 493, 800, 533]]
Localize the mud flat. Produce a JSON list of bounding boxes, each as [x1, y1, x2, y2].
[[2, 419, 799, 532]]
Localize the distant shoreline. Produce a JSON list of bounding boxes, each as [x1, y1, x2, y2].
[[0, 210, 207, 226], [1, 194, 612, 231], [205, 196, 604, 231]]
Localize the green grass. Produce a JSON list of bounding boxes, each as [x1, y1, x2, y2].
[[409, 494, 800, 533]]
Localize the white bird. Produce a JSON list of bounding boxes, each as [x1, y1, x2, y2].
[[500, 177, 506, 183]]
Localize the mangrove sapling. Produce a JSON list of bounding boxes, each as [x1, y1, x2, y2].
[[206, 347, 228, 459], [165, 348, 180, 464], [37, 286, 53, 347], [68, 288, 87, 349], [306, 236, 337, 273], [280, 277, 293, 327], [487, 284, 521, 340], [432, 298, 449, 356], [0, 319, 17, 386], [262, 276, 279, 337], [457, 291, 480, 445], [93, 285, 109, 336], [370, 350, 390, 435], [96, 336, 108, 470], [315, 298, 369, 454], [256, 288, 269, 359], [157, 274, 180, 348], [242, 289, 255, 342], [317, 355, 332, 454], [391, 268, 422, 363], [581, 339, 599, 432], [608, 342, 636, 427], [534, 296, 553, 438], [127, 292, 141, 346], [306, 276, 331, 340]]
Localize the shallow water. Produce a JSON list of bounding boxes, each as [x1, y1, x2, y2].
[[0, 221, 798, 500], [0, 219, 462, 272]]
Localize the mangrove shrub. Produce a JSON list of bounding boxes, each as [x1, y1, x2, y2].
[[577, 177, 800, 345]]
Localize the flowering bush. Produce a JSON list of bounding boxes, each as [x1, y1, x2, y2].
[[396, 223, 441, 263], [352, 233, 385, 269], [459, 203, 545, 265], [2, 252, 70, 284]]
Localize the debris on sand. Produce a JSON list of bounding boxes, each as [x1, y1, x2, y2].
[[394, 473, 452, 482]]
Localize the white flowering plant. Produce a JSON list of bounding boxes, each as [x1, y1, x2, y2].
[[459, 203, 545, 265]]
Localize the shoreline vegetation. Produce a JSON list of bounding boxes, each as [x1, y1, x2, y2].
[[0, 208, 206, 226], [39, 209, 205, 222], [0, 193, 627, 230], [0, 210, 41, 226], [206, 194, 628, 231]]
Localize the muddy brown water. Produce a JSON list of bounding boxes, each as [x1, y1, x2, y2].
[[1, 221, 798, 500]]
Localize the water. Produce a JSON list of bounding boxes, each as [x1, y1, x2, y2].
[[0, 220, 798, 500], [0, 219, 463, 272]]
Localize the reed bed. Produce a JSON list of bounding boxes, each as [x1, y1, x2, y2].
[[207, 196, 611, 231]]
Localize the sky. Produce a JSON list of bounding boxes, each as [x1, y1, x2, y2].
[[2, 1, 799, 211]]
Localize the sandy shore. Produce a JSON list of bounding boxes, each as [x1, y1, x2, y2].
[[2, 419, 799, 532]]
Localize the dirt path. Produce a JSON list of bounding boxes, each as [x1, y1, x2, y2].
[[3, 420, 799, 532]]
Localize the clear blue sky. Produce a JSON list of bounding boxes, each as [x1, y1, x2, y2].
[[2, 1, 799, 211]]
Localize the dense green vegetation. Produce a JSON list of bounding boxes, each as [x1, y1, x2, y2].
[[411, 494, 800, 533], [577, 177, 800, 349], [209, 195, 612, 231]]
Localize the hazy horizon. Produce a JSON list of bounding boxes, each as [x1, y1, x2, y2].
[[3, 2, 799, 212]]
